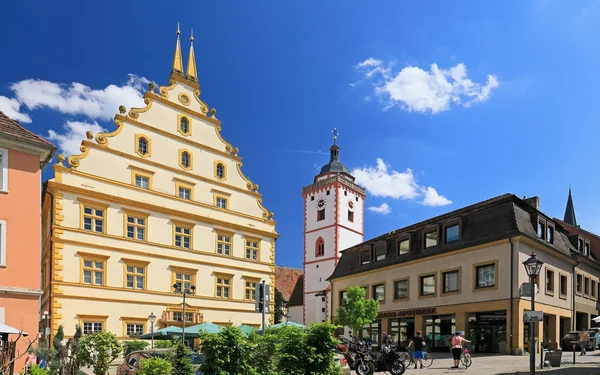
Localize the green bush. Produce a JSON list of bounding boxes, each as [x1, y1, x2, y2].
[[139, 357, 172, 375], [248, 330, 277, 375], [27, 364, 49, 375], [77, 331, 123, 375], [154, 339, 176, 348], [200, 326, 255, 375], [171, 341, 194, 375], [123, 340, 149, 356]]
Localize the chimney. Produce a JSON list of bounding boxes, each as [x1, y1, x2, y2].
[[523, 196, 540, 210]]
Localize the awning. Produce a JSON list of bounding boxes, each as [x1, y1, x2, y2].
[[0, 323, 28, 336]]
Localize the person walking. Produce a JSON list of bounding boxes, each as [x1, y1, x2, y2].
[[450, 332, 471, 369], [407, 331, 426, 369], [579, 328, 589, 356]]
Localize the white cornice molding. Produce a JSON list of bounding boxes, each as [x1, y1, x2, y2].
[[0, 286, 43, 296]]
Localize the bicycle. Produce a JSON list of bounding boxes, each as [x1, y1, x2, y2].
[[460, 347, 472, 368], [400, 348, 433, 368]]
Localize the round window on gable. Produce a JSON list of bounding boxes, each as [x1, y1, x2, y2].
[[138, 137, 148, 155], [181, 151, 191, 169], [216, 163, 225, 179]]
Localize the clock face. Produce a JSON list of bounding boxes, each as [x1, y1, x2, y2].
[[317, 197, 326, 210], [348, 200, 354, 210]]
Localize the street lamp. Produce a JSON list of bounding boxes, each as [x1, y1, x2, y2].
[[523, 251, 544, 375], [148, 312, 156, 349], [173, 283, 196, 347]]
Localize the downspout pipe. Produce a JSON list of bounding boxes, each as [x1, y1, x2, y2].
[[509, 236, 514, 355], [572, 261, 579, 331], [45, 188, 55, 346]]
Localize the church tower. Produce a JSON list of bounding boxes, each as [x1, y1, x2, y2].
[[301, 130, 366, 324]]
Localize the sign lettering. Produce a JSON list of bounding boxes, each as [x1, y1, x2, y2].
[[377, 307, 437, 319]]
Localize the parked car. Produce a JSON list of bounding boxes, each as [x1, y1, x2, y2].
[[333, 349, 351, 375], [561, 331, 595, 351], [587, 330, 600, 350], [116, 348, 204, 375]]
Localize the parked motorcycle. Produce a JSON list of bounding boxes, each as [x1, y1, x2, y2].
[[337, 337, 375, 375], [372, 343, 405, 375]]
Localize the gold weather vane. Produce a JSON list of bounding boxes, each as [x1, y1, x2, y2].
[[332, 128, 339, 144], [171, 23, 184, 75]]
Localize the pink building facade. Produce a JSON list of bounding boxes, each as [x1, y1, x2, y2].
[[0, 112, 55, 371]]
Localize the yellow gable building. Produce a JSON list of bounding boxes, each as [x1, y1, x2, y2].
[[41, 27, 278, 340]]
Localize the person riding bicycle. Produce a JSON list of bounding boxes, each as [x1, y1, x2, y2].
[[450, 331, 471, 369], [407, 331, 426, 369]]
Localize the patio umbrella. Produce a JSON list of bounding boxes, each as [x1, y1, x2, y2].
[[593, 316, 600, 322], [0, 323, 28, 336], [138, 325, 182, 339], [271, 321, 305, 329], [236, 325, 255, 336], [186, 322, 221, 335]]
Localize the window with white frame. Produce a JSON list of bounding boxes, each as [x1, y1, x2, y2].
[[0, 148, 7, 192], [0, 220, 6, 266]]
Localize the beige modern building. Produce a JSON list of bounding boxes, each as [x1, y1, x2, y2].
[[329, 194, 600, 355], [41, 27, 278, 340]]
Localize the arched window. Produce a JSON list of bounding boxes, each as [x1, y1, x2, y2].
[[181, 151, 191, 168], [216, 163, 225, 179], [180, 117, 189, 134], [315, 237, 325, 257], [138, 137, 148, 155]]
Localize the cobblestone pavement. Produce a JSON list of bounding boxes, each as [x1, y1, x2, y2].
[[374, 350, 600, 375], [85, 349, 600, 375]]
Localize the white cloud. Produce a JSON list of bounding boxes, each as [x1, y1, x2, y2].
[[11, 74, 149, 121], [368, 203, 391, 215], [353, 158, 452, 208], [0, 96, 32, 123], [420, 187, 453, 207], [352, 158, 420, 199], [357, 58, 499, 114], [46, 121, 107, 156]]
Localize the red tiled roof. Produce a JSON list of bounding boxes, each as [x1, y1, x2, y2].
[[275, 266, 303, 301], [0, 112, 54, 148], [554, 218, 600, 260]]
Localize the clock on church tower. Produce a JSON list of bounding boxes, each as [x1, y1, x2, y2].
[[296, 129, 366, 325]]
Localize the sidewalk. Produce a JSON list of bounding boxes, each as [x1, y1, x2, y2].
[[375, 349, 600, 374]]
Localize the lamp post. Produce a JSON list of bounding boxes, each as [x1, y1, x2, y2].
[[523, 251, 544, 375], [173, 283, 196, 347], [148, 312, 156, 349]]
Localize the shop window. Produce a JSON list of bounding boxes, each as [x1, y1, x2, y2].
[[546, 268, 555, 294], [389, 318, 415, 350], [420, 274, 436, 296], [475, 263, 496, 289]]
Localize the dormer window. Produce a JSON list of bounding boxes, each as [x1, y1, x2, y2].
[[538, 220, 546, 240], [375, 242, 386, 261], [397, 237, 410, 255], [547, 224, 555, 244], [584, 241, 591, 256], [360, 248, 371, 265], [423, 228, 438, 248], [444, 223, 460, 243], [579, 238, 584, 252]]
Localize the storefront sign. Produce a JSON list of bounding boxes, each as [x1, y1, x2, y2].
[[377, 308, 437, 319]]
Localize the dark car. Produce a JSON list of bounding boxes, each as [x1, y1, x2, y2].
[[561, 331, 595, 351], [117, 348, 204, 375]]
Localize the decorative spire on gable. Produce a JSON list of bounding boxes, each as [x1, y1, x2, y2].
[[564, 186, 577, 227], [186, 29, 198, 82], [171, 23, 184, 76]]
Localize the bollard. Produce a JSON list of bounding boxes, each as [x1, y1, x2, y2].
[[572, 342, 576, 364]]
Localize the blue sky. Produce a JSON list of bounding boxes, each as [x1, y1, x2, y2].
[[2, 1, 600, 268]]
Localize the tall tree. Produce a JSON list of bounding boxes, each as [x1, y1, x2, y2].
[[274, 288, 285, 324], [334, 286, 379, 335]]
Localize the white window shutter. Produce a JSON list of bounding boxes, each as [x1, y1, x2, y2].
[[0, 220, 6, 266], [0, 151, 3, 190]]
